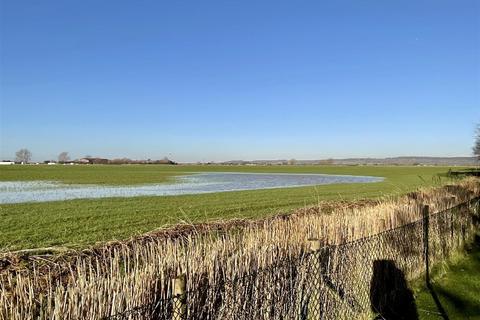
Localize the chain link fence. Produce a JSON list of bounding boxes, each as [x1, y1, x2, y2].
[[104, 197, 480, 320]]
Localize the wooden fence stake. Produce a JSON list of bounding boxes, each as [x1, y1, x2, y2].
[[307, 239, 323, 318], [308, 239, 322, 253], [172, 274, 186, 320]]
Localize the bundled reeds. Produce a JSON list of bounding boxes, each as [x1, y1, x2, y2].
[[1, 178, 479, 320]]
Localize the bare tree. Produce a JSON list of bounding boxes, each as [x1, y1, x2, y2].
[[58, 152, 70, 163], [15, 148, 32, 164], [474, 124, 480, 160]]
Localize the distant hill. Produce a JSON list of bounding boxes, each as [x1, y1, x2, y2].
[[329, 157, 478, 166], [218, 157, 479, 166]]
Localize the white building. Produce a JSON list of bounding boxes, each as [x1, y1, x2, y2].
[[0, 161, 15, 165]]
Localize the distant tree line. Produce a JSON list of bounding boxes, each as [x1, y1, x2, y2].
[[75, 156, 176, 165], [105, 157, 176, 165], [10, 148, 176, 165]]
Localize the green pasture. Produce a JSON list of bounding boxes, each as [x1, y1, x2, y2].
[[0, 165, 463, 251]]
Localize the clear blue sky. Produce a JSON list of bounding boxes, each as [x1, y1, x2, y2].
[[1, 1, 479, 162]]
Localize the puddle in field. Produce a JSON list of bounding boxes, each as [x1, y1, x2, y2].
[[0, 172, 383, 204]]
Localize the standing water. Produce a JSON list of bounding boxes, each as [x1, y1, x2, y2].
[[0, 172, 383, 204]]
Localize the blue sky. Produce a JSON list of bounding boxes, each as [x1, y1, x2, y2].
[[1, 1, 479, 162]]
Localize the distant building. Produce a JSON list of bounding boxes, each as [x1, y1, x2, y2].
[[76, 157, 109, 164], [156, 157, 177, 165], [0, 161, 14, 165], [77, 158, 91, 164]]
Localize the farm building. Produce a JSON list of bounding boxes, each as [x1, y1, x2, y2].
[[77, 157, 109, 164]]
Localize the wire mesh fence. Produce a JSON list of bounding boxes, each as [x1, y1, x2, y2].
[[103, 197, 480, 320]]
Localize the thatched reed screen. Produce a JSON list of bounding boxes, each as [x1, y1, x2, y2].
[[103, 198, 479, 320]]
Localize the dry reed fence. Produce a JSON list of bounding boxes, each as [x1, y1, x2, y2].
[[1, 178, 479, 320]]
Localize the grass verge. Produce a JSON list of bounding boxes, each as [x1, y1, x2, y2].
[[414, 234, 480, 320]]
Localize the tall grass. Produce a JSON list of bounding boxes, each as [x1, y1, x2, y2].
[[1, 178, 479, 320]]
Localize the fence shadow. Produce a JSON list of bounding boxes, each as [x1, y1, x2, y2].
[[370, 259, 418, 320], [426, 232, 480, 319], [426, 283, 450, 320]]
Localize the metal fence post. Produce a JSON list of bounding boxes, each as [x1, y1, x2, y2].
[[422, 205, 430, 285], [172, 274, 186, 320], [449, 196, 457, 239]]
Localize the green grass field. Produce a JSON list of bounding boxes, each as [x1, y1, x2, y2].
[[414, 234, 480, 319], [0, 164, 187, 185], [0, 165, 461, 252]]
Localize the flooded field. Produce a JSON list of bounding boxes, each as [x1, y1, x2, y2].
[[0, 172, 383, 204]]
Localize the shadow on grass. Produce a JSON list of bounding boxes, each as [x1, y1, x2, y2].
[[426, 283, 449, 320], [432, 285, 480, 316], [370, 260, 419, 320], [421, 233, 480, 319]]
